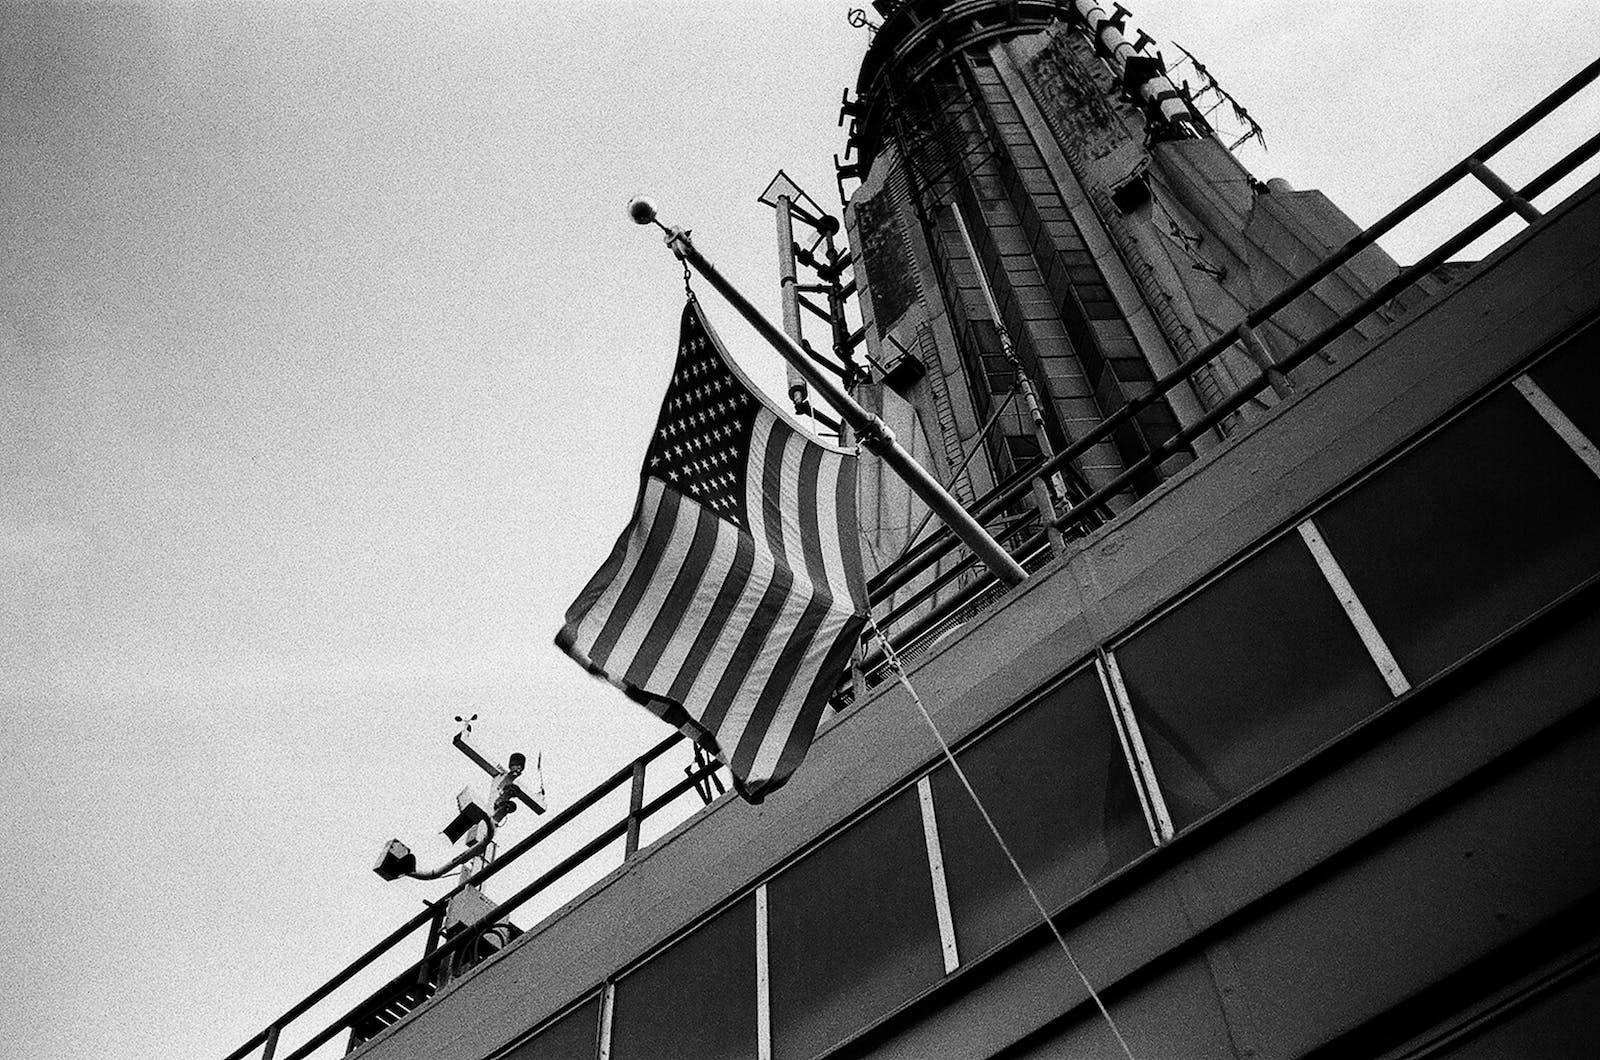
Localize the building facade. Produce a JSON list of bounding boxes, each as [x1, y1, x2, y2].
[[236, 5, 1600, 1060]]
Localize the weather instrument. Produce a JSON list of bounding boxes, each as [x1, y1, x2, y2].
[[371, 720, 546, 885]]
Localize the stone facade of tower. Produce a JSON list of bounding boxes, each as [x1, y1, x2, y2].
[[843, 1, 1410, 610]]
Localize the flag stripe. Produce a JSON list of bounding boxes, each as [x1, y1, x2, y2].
[[622, 499, 720, 688], [758, 412, 788, 560], [721, 583, 812, 773], [724, 576, 815, 770], [561, 508, 636, 631], [565, 477, 669, 658], [745, 410, 775, 554], [836, 458, 867, 606], [642, 515, 740, 694], [812, 455, 856, 613], [774, 428, 807, 579], [796, 443, 829, 601], [664, 529, 756, 708], [678, 547, 774, 722], [700, 561, 794, 737], [734, 596, 832, 785], [750, 607, 856, 783], [585, 486, 684, 671], [605, 491, 705, 677], [770, 615, 868, 783]]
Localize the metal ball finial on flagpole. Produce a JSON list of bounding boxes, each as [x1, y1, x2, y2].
[[626, 199, 1026, 588], [628, 197, 663, 228]]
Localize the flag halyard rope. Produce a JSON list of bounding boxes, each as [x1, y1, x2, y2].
[[865, 611, 1140, 1060]]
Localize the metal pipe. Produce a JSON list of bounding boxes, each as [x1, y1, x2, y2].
[[631, 203, 1027, 587], [948, 200, 1073, 538], [406, 816, 497, 881], [624, 760, 647, 857], [876, 512, 1039, 632], [869, 453, 1047, 599], [775, 194, 810, 414], [856, 529, 1051, 679], [1467, 158, 1543, 223], [418, 906, 445, 984], [822, 230, 858, 450], [889, 385, 1021, 570]]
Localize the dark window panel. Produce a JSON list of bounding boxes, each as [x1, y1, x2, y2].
[[1528, 318, 1600, 448], [1315, 389, 1600, 681], [930, 669, 1150, 960], [1433, 962, 1600, 1058], [1109, 359, 1155, 387], [1115, 535, 1394, 830], [610, 897, 756, 1060], [1006, 434, 1043, 463], [502, 995, 600, 1060], [981, 354, 1014, 376], [768, 789, 944, 1060]]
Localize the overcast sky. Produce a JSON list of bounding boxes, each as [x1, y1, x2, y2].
[[2, 3, 1596, 1059]]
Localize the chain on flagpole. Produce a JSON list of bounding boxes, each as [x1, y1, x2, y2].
[[864, 611, 1142, 1060]]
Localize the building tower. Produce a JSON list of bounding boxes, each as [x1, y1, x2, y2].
[[840, 0, 1413, 598]]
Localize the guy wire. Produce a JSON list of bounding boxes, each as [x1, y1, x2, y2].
[[863, 610, 1140, 1060]]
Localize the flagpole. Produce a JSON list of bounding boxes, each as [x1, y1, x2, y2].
[[629, 198, 1027, 588]]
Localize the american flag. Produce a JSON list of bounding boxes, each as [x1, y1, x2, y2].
[[557, 298, 867, 802]]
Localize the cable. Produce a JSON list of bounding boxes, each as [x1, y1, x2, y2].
[[866, 612, 1140, 1060]]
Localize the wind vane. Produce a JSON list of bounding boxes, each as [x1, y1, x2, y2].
[[846, 7, 879, 39]]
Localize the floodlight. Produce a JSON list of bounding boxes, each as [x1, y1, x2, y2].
[[373, 838, 416, 882]]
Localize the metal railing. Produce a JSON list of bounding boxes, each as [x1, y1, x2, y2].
[[225, 735, 721, 1060], [225, 53, 1600, 1060]]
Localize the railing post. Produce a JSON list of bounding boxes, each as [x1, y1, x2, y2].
[[1467, 157, 1543, 223], [1236, 323, 1294, 399], [419, 904, 446, 987], [260, 1025, 280, 1060], [624, 760, 647, 857]]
